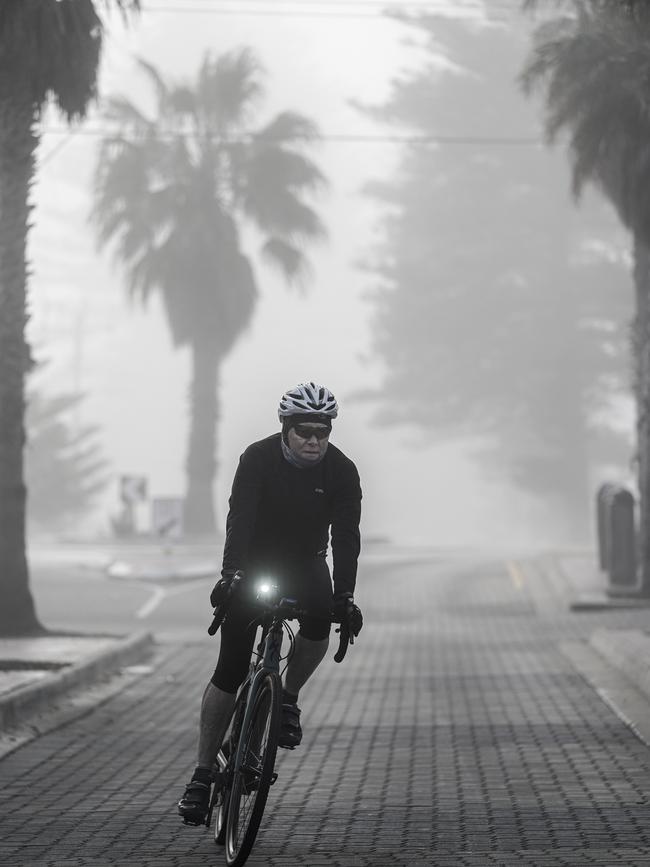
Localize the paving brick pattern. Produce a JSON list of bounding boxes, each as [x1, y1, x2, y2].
[[3, 554, 650, 865]]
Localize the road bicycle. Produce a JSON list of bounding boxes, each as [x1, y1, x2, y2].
[[202, 575, 355, 867]]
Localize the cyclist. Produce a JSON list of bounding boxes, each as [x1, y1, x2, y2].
[[178, 381, 363, 825]]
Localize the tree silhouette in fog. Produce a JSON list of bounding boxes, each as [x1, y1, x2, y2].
[[25, 388, 109, 533], [359, 11, 631, 541], [522, 0, 650, 580], [92, 50, 326, 535], [0, 0, 139, 636]]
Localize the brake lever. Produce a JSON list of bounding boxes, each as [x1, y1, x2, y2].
[[208, 607, 226, 636], [333, 618, 350, 663]]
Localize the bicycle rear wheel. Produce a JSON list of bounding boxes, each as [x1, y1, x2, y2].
[[225, 672, 281, 866]]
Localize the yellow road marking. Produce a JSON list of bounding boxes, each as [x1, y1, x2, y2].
[[507, 560, 524, 590]]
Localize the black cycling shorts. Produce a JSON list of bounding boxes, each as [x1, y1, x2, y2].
[[210, 556, 333, 694]]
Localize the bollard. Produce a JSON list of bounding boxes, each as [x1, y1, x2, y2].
[[605, 486, 638, 595], [596, 482, 617, 572]]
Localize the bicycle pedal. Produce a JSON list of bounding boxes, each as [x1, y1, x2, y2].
[[270, 772, 278, 785]]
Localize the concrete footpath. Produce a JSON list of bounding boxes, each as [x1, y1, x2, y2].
[[3, 548, 650, 865], [517, 550, 650, 719], [0, 631, 155, 758]]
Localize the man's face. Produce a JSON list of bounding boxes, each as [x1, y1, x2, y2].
[[287, 422, 330, 462]]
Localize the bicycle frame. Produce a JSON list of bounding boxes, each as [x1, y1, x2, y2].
[[206, 595, 298, 829], [230, 611, 287, 770]]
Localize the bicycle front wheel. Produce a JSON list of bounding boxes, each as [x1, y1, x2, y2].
[[213, 745, 230, 846], [215, 693, 246, 846], [225, 672, 282, 866]]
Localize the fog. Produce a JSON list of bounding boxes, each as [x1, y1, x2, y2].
[[26, 1, 633, 549]]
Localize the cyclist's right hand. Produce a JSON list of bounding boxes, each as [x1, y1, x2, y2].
[[331, 593, 363, 637], [210, 569, 243, 608]]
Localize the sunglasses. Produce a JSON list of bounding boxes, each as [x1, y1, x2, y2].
[[293, 424, 331, 441]]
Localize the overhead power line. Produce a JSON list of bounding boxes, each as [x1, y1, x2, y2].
[[39, 134, 77, 166], [38, 127, 543, 146], [139, 1, 525, 19], [140, 0, 523, 7], [141, 10, 520, 20], [142, 0, 521, 5]]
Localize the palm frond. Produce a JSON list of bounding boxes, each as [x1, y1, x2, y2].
[[27, 392, 84, 425], [196, 47, 264, 132], [245, 187, 327, 242], [238, 140, 327, 238], [134, 56, 172, 116], [96, 0, 140, 11], [1, 0, 138, 119], [523, 0, 650, 16], [125, 249, 159, 302], [568, 94, 650, 200], [522, 0, 650, 241], [256, 111, 321, 143], [243, 145, 327, 195], [102, 95, 152, 129], [521, 18, 589, 100], [167, 84, 197, 118], [261, 238, 310, 289]]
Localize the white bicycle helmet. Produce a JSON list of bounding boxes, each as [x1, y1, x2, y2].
[[278, 382, 339, 420]]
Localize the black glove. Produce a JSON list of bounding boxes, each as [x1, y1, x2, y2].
[[210, 570, 242, 609], [332, 592, 363, 637]]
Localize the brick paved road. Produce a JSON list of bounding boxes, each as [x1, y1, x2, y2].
[[3, 554, 650, 866]]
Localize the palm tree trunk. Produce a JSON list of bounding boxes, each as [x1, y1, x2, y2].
[[184, 340, 220, 537], [633, 231, 650, 594], [0, 81, 42, 634]]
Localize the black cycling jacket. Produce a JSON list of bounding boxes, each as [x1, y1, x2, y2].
[[222, 433, 362, 596]]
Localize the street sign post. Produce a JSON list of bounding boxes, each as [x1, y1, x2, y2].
[[112, 475, 149, 537]]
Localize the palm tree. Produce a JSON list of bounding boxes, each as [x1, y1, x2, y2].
[[0, 0, 138, 635], [522, 0, 650, 589], [92, 50, 327, 536]]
